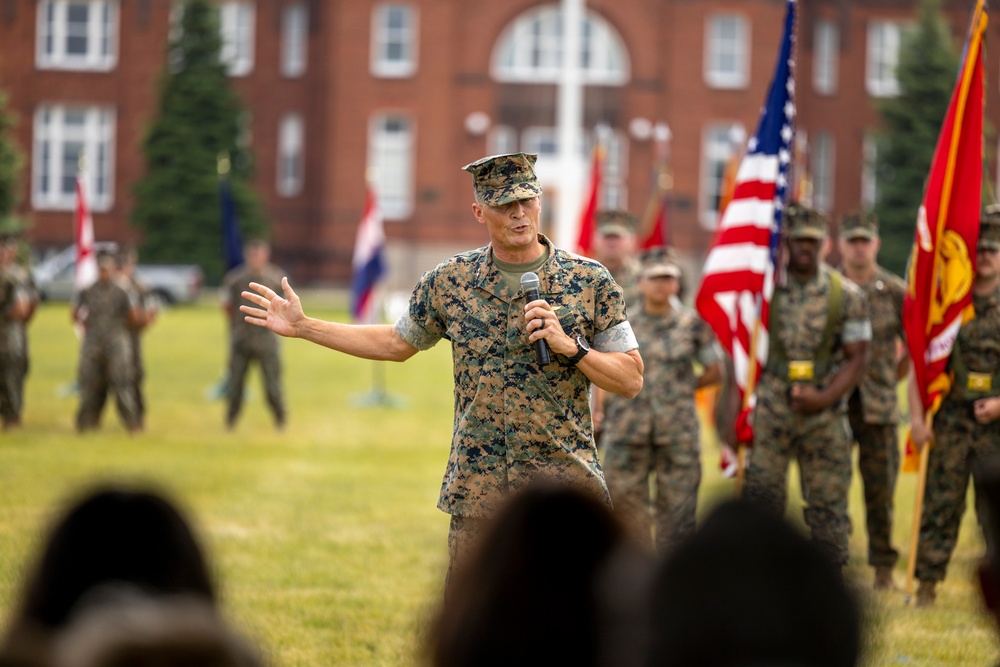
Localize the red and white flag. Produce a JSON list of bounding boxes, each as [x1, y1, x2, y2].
[[74, 171, 97, 292], [575, 146, 603, 256], [695, 0, 797, 447], [350, 181, 387, 324]]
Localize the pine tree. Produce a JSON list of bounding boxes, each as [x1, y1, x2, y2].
[[0, 88, 25, 228], [873, 0, 959, 275], [132, 0, 265, 284]]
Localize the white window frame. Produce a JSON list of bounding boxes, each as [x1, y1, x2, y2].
[[862, 134, 878, 210], [866, 21, 902, 98], [492, 5, 629, 85], [813, 19, 839, 95], [36, 0, 119, 71], [368, 114, 414, 220], [810, 131, 835, 214], [598, 130, 628, 211], [371, 4, 418, 78], [488, 125, 519, 156], [705, 13, 749, 90], [700, 123, 744, 230], [277, 114, 304, 197], [219, 1, 255, 77], [32, 105, 116, 211], [280, 3, 308, 78]]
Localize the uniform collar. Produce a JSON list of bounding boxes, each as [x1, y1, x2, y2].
[[474, 234, 569, 301]]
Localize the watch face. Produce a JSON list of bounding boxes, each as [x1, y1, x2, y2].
[[576, 336, 590, 352]]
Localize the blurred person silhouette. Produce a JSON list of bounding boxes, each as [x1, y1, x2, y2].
[[426, 481, 652, 667], [646, 499, 861, 667], [974, 453, 1000, 651], [0, 485, 217, 667], [51, 593, 263, 667]]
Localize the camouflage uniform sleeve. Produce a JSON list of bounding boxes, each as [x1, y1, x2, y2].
[[394, 269, 445, 351], [841, 281, 872, 344], [591, 265, 638, 353]]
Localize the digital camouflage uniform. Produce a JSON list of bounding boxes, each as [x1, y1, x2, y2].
[[600, 294, 719, 553], [222, 261, 286, 427], [744, 208, 871, 566], [397, 232, 635, 516], [595, 210, 642, 309], [122, 273, 151, 425], [916, 283, 1000, 583], [74, 279, 140, 431], [847, 263, 906, 569], [7, 263, 37, 423], [0, 267, 20, 424]]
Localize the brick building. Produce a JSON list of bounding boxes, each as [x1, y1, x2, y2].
[[0, 0, 996, 289]]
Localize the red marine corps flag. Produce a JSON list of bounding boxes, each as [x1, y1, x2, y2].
[[900, 0, 986, 599], [575, 144, 603, 256], [695, 0, 797, 482]]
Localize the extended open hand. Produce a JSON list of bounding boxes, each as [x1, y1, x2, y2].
[[240, 277, 304, 338]]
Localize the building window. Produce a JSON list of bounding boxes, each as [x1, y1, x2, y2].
[[705, 14, 748, 89], [866, 21, 902, 98], [813, 19, 838, 95], [277, 114, 304, 197], [32, 105, 115, 211], [280, 3, 308, 78], [219, 1, 255, 77], [810, 131, 834, 214], [701, 123, 744, 229], [862, 133, 878, 210], [368, 114, 413, 219], [371, 4, 417, 78], [488, 125, 518, 156], [599, 130, 628, 211], [36, 0, 118, 71], [492, 5, 629, 85]]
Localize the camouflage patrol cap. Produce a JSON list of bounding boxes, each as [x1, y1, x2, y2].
[[980, 204, 1000, 250], [840, 211, 879, 240], [596, 210, 637, 237], [462, 153, 543, 207], [784, 202, 827, 240], [639, 245, 682, 278]]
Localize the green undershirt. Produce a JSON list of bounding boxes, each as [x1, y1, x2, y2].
[[492, 247, 550, 294]]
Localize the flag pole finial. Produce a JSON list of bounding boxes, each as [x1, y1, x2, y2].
[[217, 151, 231, 176]]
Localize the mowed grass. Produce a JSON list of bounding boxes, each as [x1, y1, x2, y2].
[[0, 297, 996, 666]]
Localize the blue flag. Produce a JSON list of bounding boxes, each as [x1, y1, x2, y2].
[[220, 176, 244, 271]]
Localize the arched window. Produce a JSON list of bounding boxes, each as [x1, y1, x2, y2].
[[492, 5, 629, 85]]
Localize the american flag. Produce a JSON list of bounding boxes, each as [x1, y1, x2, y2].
[[350, 180, 387, 324], [695, 0, 797, 444]]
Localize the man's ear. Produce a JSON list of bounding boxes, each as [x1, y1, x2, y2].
[[979, 560, 998, 612], [472, 202, 485, 226]]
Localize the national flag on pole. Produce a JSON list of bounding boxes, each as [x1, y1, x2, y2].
[[902, 0, 986, 470], [638, 158, 669, 249], [74, 170, 97, 293], [350, 182, 387, 324], [220, 175, 244, 271], [695, 0, 797, 446], [575, 145, 603, 256]]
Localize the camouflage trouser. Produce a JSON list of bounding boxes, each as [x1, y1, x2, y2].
[[132, 335, 145, 424], [76, 342, 140, 431], [744, 397, 853, 566], [848, 401, 900, 568], [226, 341, 285, 426], [0, 350, 21, 424], [446, 514, 486, 587], [916, 399, 1000, 582], [602, 432, 700, 555]]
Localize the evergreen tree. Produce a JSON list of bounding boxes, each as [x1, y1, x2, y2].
[[874, 0, 959, 275], [132, 0, 265, 284], [0, 88, 25, 228]]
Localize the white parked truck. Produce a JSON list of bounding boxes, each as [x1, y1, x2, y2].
[[32, 244, 204, 305]]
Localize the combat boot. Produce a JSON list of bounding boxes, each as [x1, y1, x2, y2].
[[915, 580, 936, 607], [874, 566, 895, 591]]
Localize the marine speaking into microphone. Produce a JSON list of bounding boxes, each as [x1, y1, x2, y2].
[[520, 271, 551, 366]]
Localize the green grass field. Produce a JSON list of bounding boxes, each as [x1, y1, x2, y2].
[[0, 298, 997, 666]]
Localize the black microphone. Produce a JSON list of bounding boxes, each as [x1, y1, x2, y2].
[[520, 272, 551, 366]]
